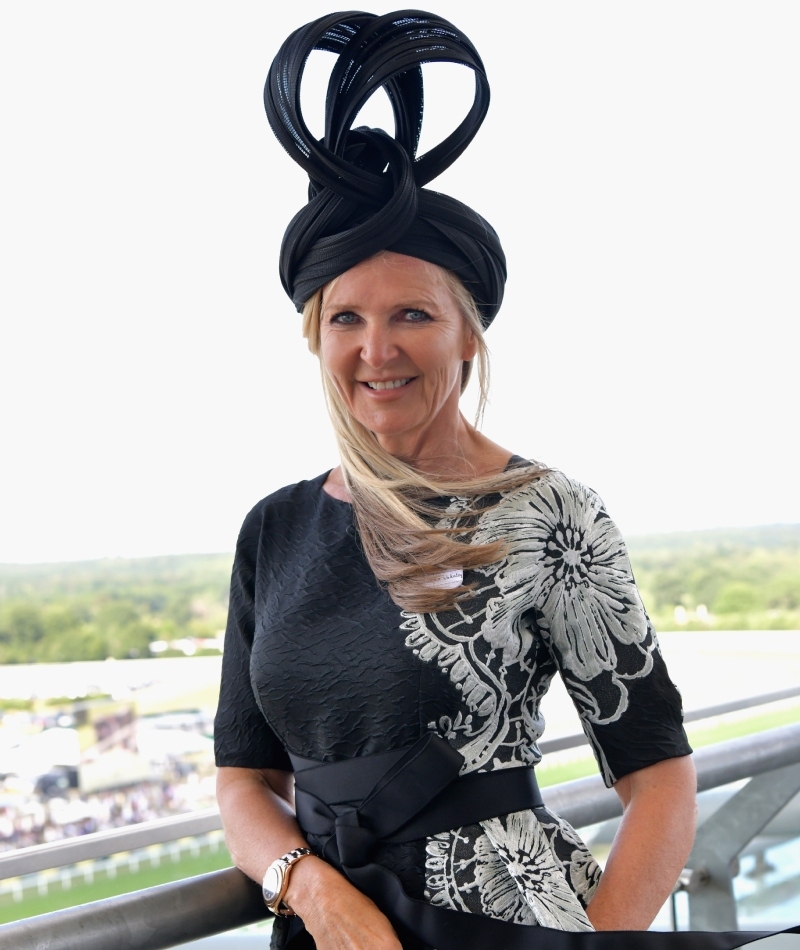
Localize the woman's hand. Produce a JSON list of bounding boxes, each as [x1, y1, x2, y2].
[[585, 754, 697, 931], [216, 766, 401, 949], [286, 856, 402, 950]]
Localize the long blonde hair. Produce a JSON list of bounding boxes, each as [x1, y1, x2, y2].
[[303, 259, 543, 613]]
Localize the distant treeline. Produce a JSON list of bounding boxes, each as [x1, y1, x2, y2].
[[1, 524, 799, 663], [0, 555, 232, 664], [627, 523, 800, 633]]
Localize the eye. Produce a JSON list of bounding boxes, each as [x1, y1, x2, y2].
[[329, 311, 359, 326], [402, 308, 432, 323]]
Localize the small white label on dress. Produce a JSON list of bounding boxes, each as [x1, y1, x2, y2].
[[427, 569, 463, 590]]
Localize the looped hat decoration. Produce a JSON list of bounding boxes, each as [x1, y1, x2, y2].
[[264, 9, 507, 328]]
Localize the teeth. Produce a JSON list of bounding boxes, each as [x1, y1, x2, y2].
[[366, 378, 411, 390]]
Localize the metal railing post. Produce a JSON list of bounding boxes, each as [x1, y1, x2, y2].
[[686, 762, 800, 930]]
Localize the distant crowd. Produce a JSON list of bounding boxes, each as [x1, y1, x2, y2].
[[0, 774, 217, 851]]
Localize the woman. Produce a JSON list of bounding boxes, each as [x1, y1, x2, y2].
[[215, 11, 696, 949]]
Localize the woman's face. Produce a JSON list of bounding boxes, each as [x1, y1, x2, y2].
[[319, 253, 477, 457]]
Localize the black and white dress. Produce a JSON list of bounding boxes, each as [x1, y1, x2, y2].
[[214, 465, 691, 944]]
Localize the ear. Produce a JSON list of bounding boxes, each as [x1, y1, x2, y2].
[[461, 327, 478, 362]]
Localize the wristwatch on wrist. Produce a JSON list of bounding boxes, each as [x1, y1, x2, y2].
[[262, 847, 315, 916]]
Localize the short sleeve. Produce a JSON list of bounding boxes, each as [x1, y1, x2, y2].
[[526, 473, 692, 786], [214, 502, 292, 771]]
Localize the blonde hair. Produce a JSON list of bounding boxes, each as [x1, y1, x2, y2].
[[303, 260, 543, 613]]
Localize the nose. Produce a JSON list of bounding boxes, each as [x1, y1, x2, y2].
[[359, 321, 400, 368]]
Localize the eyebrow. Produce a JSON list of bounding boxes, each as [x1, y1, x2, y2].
[[322, 298, 440, 314]]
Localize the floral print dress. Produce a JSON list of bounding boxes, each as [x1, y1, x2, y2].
[[214, 466, 691, 943]]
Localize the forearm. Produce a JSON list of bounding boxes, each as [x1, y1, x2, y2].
[[216, 767, 402, 946], [586, 755, 697, 931], [216, 767, 306, 883], [216, 766, 338, 917]]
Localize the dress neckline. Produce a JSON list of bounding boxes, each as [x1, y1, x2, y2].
[[318, 454, 529, 507]]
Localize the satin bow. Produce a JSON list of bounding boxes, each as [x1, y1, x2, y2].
[[294, 732, 464, 870]]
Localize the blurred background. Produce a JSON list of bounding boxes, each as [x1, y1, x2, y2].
[[1, 0, 798, 935]]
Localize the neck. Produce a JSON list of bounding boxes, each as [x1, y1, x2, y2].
[[376, 415, 511, 481], [324, 420, 513, 503]]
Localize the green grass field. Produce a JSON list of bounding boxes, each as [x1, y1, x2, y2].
[[0, 841, 233, 925], [536, 701, 800, 788]]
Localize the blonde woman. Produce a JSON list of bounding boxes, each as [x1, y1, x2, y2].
[[215, 12, 696, 950]]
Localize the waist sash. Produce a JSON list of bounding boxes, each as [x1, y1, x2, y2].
[[287, 733, 799, 950]]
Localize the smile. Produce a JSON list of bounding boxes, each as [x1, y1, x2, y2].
[[364, 378, 413, 390]]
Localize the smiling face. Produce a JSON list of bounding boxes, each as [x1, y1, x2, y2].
[[319, 253, 478, 459]]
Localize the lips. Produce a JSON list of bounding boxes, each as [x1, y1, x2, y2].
[[363, 377, 413, 390]]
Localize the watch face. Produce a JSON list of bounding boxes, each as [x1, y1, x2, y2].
[[262, 865, 282, 903]]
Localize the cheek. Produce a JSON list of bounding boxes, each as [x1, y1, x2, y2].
[[319, 341, 364, 407], [319, 336, 348, 380], [427, 339, 468, 388]]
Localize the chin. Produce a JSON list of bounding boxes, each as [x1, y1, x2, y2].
[[355, 411, 422, 437]]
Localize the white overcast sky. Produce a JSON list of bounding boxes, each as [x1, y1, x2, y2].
[[1, 1, 798, 563]]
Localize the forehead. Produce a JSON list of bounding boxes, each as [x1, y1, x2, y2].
[[322, 253, 452, 310]]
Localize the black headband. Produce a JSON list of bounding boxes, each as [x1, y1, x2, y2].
[[264, 9, 506, 329]]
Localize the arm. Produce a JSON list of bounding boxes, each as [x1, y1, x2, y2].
[[216, 766, 402, 950], [214, 508, 401, 946], [519, 476, 696, 926], [585, 754, 697, 931]]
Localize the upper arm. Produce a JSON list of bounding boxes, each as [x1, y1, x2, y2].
[[528, 473, 692, 786], [613, 754, 697, 811], [214, 502, 293, 773]]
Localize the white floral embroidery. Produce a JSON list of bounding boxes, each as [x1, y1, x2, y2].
[[473, 829, 539, 923], [409, 470, 659, 930], [481, 811, 593, 930], [473, 470, 655, 695]]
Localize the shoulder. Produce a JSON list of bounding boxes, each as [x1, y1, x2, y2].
[[235, 471, 332, 547], [500, 466, 606, 520], [474, 466, 621, 554], [239, 471, 330, 527]]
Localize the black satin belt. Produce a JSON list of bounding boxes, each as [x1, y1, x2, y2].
[[287, 733, 799, 950]]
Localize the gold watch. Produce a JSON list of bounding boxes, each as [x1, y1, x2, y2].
[[261, 847, 314, 916]]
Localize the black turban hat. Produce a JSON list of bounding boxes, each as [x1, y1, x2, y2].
[[264, 9, 506, 329]]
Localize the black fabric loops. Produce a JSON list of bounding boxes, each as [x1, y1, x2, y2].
[[264, 9, 507, 328]]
